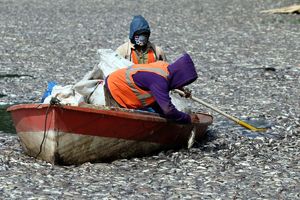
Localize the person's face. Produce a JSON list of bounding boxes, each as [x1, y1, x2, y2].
[[134, 33, 149, 46]]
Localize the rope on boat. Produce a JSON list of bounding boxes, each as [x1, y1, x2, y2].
[[86, 80, 102, 104], [35, 97, 62, 159]]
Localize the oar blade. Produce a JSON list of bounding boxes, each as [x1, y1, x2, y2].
[[237, 120, 268, 132]]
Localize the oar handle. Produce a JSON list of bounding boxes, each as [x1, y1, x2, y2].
[[174, 89, 238, 119]]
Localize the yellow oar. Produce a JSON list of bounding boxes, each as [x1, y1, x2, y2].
[[174, 89, 267, 132]]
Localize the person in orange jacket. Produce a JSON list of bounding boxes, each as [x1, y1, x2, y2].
[[116, 15, 167, 64], [104, 53, 198, 124]]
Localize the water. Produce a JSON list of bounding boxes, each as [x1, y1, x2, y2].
[[238, 117, 279, 138], [0, 74, 32, 134], [0, 104, 16, 134], [241, 117, 273, 129]]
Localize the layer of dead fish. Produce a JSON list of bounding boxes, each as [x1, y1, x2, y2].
[[0, 0, 300, 199], [1, 129, 299, 199]]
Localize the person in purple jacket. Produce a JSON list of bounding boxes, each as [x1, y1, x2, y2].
[[105, 53, 198, 124]]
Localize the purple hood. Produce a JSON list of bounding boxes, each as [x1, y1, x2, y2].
[[167, 53, 198, 89]]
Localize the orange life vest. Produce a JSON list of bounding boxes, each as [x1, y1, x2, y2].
[[107, 61, 169, 109], [131, 48, 156, 64]]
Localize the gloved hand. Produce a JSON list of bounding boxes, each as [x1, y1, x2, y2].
[[190, 114, 199, 123], [178, 87, 192, 98]]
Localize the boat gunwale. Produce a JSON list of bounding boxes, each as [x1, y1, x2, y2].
[[7, 103, 213, 126]]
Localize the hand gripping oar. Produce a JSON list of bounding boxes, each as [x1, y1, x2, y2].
[[174, 89, 267, 132]]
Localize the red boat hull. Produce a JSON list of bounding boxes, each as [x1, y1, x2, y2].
[[8, 104, 213, 165]]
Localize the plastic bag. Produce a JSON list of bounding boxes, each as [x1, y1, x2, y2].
[[41, 81, 57, 102]]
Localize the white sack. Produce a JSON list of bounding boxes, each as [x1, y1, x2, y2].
[[43, 85, 84, 106], [97, 49, 133, 78], [73, 80, 106, 105], [71, 49, 134, 106], [88, 82, 106, 105], [73, 79, 102, 96]]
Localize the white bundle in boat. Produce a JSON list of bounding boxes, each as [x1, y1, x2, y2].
[[97, 49, 134, 79], [43, 85, 85, 106], [73, 49, 133, 105]]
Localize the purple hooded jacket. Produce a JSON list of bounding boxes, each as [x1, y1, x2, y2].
[[132, 53, 198, 123]]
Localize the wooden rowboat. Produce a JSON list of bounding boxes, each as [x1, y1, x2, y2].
[[7, 103, 213, 165]]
